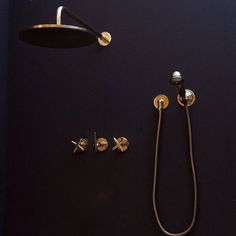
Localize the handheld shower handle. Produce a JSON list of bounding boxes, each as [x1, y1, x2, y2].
[[170, 71, 187, 105], [177, 84, 186, 103]]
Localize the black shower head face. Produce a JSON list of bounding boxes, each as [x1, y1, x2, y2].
[[19, 24, 97, 48]]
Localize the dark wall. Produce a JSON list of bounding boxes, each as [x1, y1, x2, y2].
[[0, 0, 9, 234], [5, 0, 236, 235]]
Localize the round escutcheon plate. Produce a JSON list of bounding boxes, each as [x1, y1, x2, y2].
[[153, 95, 169, 110]]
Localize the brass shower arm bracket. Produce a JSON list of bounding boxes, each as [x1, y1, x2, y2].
[[56, 6, 111, 46]]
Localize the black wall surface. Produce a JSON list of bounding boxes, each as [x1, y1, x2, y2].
[[0, 0, 9, 234], [4, 0, 236, 235]]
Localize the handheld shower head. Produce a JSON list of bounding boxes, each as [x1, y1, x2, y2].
[[170, 71, 184, 85], [170, 71, 187, 105]]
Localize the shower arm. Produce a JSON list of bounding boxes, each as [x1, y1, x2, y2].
[[56, 6, 110, 43]]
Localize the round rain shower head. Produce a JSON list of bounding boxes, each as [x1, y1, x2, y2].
[[19, 24, 97, 48]]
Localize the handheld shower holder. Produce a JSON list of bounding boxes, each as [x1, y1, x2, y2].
[[177, 89, 196, 107]]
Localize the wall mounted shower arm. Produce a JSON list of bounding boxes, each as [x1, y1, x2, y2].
[[56, 6, 99, 36], [56, 6, 110, 44]]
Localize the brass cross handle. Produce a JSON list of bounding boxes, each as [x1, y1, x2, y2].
[[112, 137, 129, 152], [71, 138, 88, 153]]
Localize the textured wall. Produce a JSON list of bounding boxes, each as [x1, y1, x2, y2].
[[5, 0, 236, 235]]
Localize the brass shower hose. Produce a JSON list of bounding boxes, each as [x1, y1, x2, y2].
[[152, 104, 197, 236]]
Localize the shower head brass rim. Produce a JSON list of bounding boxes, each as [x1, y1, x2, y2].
[[153, 95, 169, 110]]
